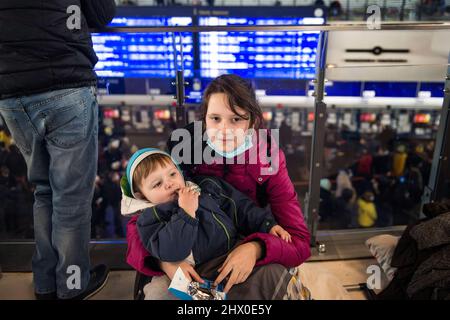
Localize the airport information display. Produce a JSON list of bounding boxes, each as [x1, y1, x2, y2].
[[89, 12, 444, 98], [92, 17, 193, 78], [199, 17, 324, 79]]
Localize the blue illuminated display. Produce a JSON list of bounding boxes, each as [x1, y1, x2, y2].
[[420, 82, 445, 98], [88, 9, 445, 98], [92, 17, 193, 78], [364, 82, 418, 97], [325, 82, 363, 97], [199, 17, 324, 79]]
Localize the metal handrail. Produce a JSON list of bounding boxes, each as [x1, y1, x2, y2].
[[98, 21, 450, 33]]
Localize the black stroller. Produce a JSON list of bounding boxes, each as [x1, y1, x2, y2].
[[133, 272, 152, 300]]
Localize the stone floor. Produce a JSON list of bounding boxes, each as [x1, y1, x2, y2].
[[0, 258, 377, 300]]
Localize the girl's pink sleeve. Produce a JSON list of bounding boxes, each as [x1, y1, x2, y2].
[[126, 215, 165, 277], [242, 150, 311, 268]]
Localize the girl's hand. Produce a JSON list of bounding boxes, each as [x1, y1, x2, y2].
[[178, 187, 199, 217], [178, 261, 204, 283], [214, 241, 262, 293], [269, 225, 292, 243], [159, 260, 179, 280], [159, 260, 204, 283]]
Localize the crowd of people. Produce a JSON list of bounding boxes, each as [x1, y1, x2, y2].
[[0, 120, 139, 240], [315, 124, 435, 230], [0, 115, 439, 238], [91, 121, 141, 239], [0, 125, 34, 239]]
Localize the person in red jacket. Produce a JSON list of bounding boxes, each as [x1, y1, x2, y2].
[[125, 74, 311, 297]]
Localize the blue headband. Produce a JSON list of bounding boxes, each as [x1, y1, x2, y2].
[[126, 148, 182, 197]]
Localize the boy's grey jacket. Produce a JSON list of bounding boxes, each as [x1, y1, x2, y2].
[[136, 175, 277, 265]]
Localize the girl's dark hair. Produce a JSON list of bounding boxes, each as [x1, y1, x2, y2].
[[200, 74, 264, 129]]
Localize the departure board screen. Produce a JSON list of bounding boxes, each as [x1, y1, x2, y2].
[[199, 17, 324, 79], [92, 17, 193, 78]]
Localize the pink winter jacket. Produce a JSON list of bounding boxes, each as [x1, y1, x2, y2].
[[125, 133, 311, 276]]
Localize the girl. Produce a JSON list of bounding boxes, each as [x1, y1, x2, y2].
[[125, 74, 310, 297]]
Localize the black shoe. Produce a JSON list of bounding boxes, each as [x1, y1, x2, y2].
[[63, 264, 110, 300], [35, 292, 58, 300]]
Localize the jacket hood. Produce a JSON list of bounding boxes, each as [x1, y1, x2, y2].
[[120, 173, 155, 216]]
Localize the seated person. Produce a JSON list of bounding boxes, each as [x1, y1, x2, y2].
[[121, 148, 291, 296]]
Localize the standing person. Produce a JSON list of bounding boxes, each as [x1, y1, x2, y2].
[[335, 188, 358, 229], [104, 171, 125, 238], [357, 190, 378, 228], [279, 119, 293, 152], [392, 144, 408, 177], [0, 0, 116, 300], [319, 178, 336, 226], [0, 143, 11, 236]]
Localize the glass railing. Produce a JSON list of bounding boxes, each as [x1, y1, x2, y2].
[[316, 65, 445, 231], [0, 22, 449, 252]]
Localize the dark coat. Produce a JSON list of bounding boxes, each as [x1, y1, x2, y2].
[[377, 206, 450, 300], [0, 0, 116, 99], [137, 176, 277, 265]]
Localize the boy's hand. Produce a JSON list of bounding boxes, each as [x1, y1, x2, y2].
[[159, 260, 204, 283], [269, 225, 292, 243], [178, 187, 199, 217]]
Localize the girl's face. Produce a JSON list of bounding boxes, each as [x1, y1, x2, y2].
[[205, 93, 251, 153]]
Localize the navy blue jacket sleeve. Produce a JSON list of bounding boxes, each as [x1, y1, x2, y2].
[[80, 0, 116, 28], [201, 177, 277, 236], [136, 205, 199, 262]]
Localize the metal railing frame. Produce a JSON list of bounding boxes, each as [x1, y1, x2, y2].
[[102, 21, 450, 245]]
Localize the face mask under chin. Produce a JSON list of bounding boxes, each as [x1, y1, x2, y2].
[[206, 131, 254, 159]]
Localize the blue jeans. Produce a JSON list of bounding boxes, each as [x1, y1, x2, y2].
[[0, 86, 98, 298]]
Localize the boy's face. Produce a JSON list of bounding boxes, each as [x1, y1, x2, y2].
[[136, 161, 185, 205]]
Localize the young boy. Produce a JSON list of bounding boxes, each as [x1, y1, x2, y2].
[[120, 148, 291, 293]]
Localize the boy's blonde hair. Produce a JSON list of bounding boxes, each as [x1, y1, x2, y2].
[[132, 153, 173, 193]]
